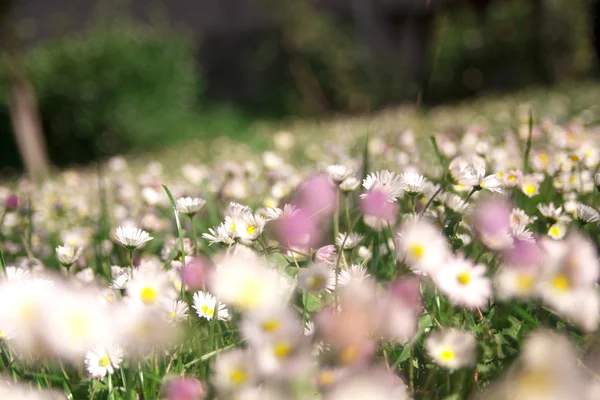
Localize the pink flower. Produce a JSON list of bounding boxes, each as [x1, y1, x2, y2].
[[5, 194, 18, 210], [295, 174, 338, 217], [504, 239, 542, 267], [474, 197, 511, 236], [163, 377, 206, 400], [181, 257, 212, 291], [315, 245, 337, 265], [360, 189, 397, 221], [273, 209, 320, 248]]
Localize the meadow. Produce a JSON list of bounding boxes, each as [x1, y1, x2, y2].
[[1, 82, 600, 399]]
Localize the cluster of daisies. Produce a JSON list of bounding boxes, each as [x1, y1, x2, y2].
[[0, 114, 600, 399]]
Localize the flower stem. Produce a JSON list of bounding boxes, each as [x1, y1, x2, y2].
[[129, 249, 134, 271], [189, 215, 198, 255]]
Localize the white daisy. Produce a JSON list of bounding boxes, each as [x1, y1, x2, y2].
[[433, 257, 491, 309], [339, 177, 361, 192], [361, 170, 404, 202], [338, 265, 371, 287], [175, 196, 206, 217], [396, 219, 449, 275], [548, 223, 568, 240], [166, 300, 189, 325], [537, 203, 571, 224], [425, 328, 477, 370], [55, 244, 83, 267], [327, 165, 355, 182], [125, 268, 177, 311], [335, 232, 364, 250], [576, 204, 600, 224], [494, 266, 538, 300], [202, 223, 235, 246], [400, 172, 426, 196], [235, 213, 266, 243], [520, 175, 541, 198], [115, 226, 153, 250], [212, 349, 254, 393], [193, 291, 229, 321], [299, 264, 336, 294], [85, 345, 124, 379], [110, 266, 132, 289]]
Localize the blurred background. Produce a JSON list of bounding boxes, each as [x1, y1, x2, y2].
[[0, 0, 598, 173]]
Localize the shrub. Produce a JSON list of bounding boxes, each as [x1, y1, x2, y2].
[[0, 21, 201, 167]]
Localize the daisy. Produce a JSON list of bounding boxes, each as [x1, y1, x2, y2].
[[327, 165, 355, 182], [547, 223, 567, 240], [433, 257, 491, 309], [335, 232, 364, 250], [166, 300, 189, 325], [210, 252, 290, 312], [494, 266, 539, 300], [510, 208, 537, 227], [361, 170, 404, 202], [449, 156, 502, 192], [339, 177, 361, 192], [85, 345, 124, 379], [235, 213, 266, 243], [212, 349, 254, 393], [4, 266, 30, 281], [502, 169, 523, 187], [115, 226, 153, 250], [338, 265, 371, 287], [400, 172, 426, 196], [175, 197, 206, 217], [425, 328, 477, 370], [202, 224, 235, 246], [396, 219, 449, 275], [193, 291, 229, 321], [55, 244, 83, 267], [576, 204, 600, 224], [241, 306, 300, 346], [537, 202, 571, 224], [520, 175, 540, 198], [595, 172, 600, 190], [260, 204, 298, 221], [315, 245, 337, 265], [125, 268, 177, 311], [299, 263, 336, 294], [110, 266, 132, 289]]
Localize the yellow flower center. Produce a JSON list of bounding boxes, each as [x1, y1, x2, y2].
[[273, 342, 292, 358], [308, 275, 326, 290], [440, 349, 455, 360], [0, 331, 6, 339], [230, 225, 237, 232], [457, 272, 471, 285], [570, 154, 580, 162], [98, 356, 110, 367], [508, 176, 516, 182], [201, 305, 214, 316], [140, 287, 157, 305], [237, 278, 263, 310], [549, 226, 561, 237], [408, 244, 425, 260], [67, 313, 90, 339], [552, 275, 570, 292], [167, 311, 177, 320], [318, 371, 336, 386], [246, 226, 256, 234], [261, 319, 280, 333], [229, 369, 247, 385], [517, 274, 535, 291], [340, 345, 358, 364], [524, 185, 536, 195]]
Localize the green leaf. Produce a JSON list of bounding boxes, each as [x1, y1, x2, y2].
[[303, 292, 322, 313]]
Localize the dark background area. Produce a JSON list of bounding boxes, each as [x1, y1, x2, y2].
[[0, 0, 599, 171]]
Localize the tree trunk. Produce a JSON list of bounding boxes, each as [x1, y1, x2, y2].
[[0, 0, 49, 177]]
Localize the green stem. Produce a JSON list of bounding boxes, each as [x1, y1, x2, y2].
[[129, 249, 134, 271], [189, 215, 198, 255]]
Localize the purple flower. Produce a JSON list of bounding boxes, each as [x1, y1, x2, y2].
[[5, 194, 18, 210], [474, 197, 511, 236], [360, 189, 397, 221]]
